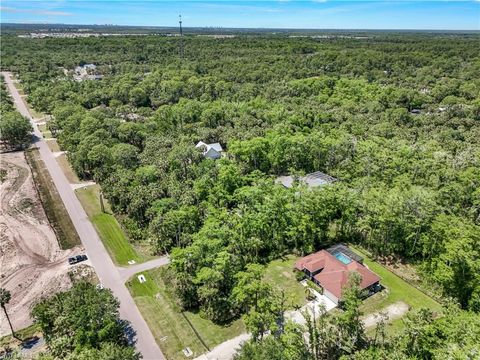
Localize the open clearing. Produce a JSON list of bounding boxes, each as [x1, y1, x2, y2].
[[75, 184, 142, 266], [0, 151, 83, 336], [127, 268, 246, 360], [264, 255, 308, 308], [350, 246, 442, 332]]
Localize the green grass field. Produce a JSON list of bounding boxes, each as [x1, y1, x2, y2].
[[75, 185, 141, 265], [127, 268, 246, 360], [350, 246, 442, 315], [264, 255, 308, 309], [349, 246, 442, 335]]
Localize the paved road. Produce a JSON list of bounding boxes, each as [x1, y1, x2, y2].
[[118, 256, 170, 282], [3, 72, 165, 360]]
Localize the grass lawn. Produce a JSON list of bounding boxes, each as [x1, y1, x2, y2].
[[13, 81, 25, 96], [75, 185, 141, 266], [349, 246, 442, 335], [37, 124, 53, 139], [46, 139, 60, 152], [350, 246, 442, 315], [37, 123, 47, 133], [25, 149, 81, 249], [264, 255, 308, 309], [127, 268, 246, 360], [56, 154, 80, 184]]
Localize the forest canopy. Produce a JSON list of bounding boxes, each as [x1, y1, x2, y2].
[[1, 32, 479, 325]]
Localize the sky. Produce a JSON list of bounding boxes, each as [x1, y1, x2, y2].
[[1, 0, 479, 30]]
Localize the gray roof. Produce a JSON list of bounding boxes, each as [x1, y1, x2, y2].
[[195, 141, 223, 159], [276, 171, 337, 189], [209, 142, 223, 152]]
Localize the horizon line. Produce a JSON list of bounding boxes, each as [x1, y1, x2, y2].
[[1, 22, 479, 32]]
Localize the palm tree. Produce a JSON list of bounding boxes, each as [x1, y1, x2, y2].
[[0, 288, 18, 339]]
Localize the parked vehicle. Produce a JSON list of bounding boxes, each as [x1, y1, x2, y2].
[[68, 254, 88, 265]]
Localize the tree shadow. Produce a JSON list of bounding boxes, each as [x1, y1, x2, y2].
[[122, 320, 138, 346], [20, 336, 41, 350]]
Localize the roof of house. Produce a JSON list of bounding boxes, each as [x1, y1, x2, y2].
[[208, 142, 223, 152], [295, 249, 380, 299], [195, 141, 223, 153], [276, 171, 337, 189]]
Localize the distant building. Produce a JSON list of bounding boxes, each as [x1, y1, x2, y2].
[[295, 245, 380, 305], [195, 141, 223, 160], [276, 171, 337, 189], [73, 64, 103, 81]]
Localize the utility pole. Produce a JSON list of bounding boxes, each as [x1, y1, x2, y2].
[[100, 190, 105, 213], [179, 14, 184, 59]]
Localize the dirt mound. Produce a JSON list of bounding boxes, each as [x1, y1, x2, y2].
[[0, 151, 83, 336]]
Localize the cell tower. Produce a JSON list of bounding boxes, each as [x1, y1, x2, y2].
[[179, 14, 184, 59]]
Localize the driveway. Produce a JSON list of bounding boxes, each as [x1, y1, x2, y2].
[[118, 256, 170, 282], [2, 72, 165, 360], [286, 288, 337, 326]]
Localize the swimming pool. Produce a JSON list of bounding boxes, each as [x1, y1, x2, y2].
[[334, 252, 352, 265]]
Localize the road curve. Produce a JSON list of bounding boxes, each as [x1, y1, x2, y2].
[[2, 72, 165, 360]]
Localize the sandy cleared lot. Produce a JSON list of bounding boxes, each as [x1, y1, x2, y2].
[[0, 151, 83, 336]]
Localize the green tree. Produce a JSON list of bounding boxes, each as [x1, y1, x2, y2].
[[0, 288, 18, 340], [0, 112, 32, 150], [31, 282, 137, 359]]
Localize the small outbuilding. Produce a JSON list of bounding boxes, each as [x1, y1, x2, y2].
[[195, 141, 223, 160]]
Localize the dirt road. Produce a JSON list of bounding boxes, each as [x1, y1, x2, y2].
[[2, 72, 165, 360], [0, 152, 79, 336], [362, 301, 409, 328]]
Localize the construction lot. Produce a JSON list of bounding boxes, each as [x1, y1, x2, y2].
[[0, 150, 84, 336]]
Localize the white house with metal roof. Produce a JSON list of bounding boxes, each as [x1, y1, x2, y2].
[[195, 141, 223, 160]]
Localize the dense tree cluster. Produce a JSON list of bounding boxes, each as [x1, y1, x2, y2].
[[235, 304, 480, 360], [1, 33, 479, 322], [0, 77, 32, 150], [30, 282, 139, 360]]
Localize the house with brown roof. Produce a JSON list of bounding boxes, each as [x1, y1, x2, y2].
[[295, 245, 380, 305]]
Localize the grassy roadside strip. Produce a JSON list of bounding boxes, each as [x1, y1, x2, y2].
[[75, 184, 142, 266], [25, 148, 81, 249], [127, 268, 246, 360]]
